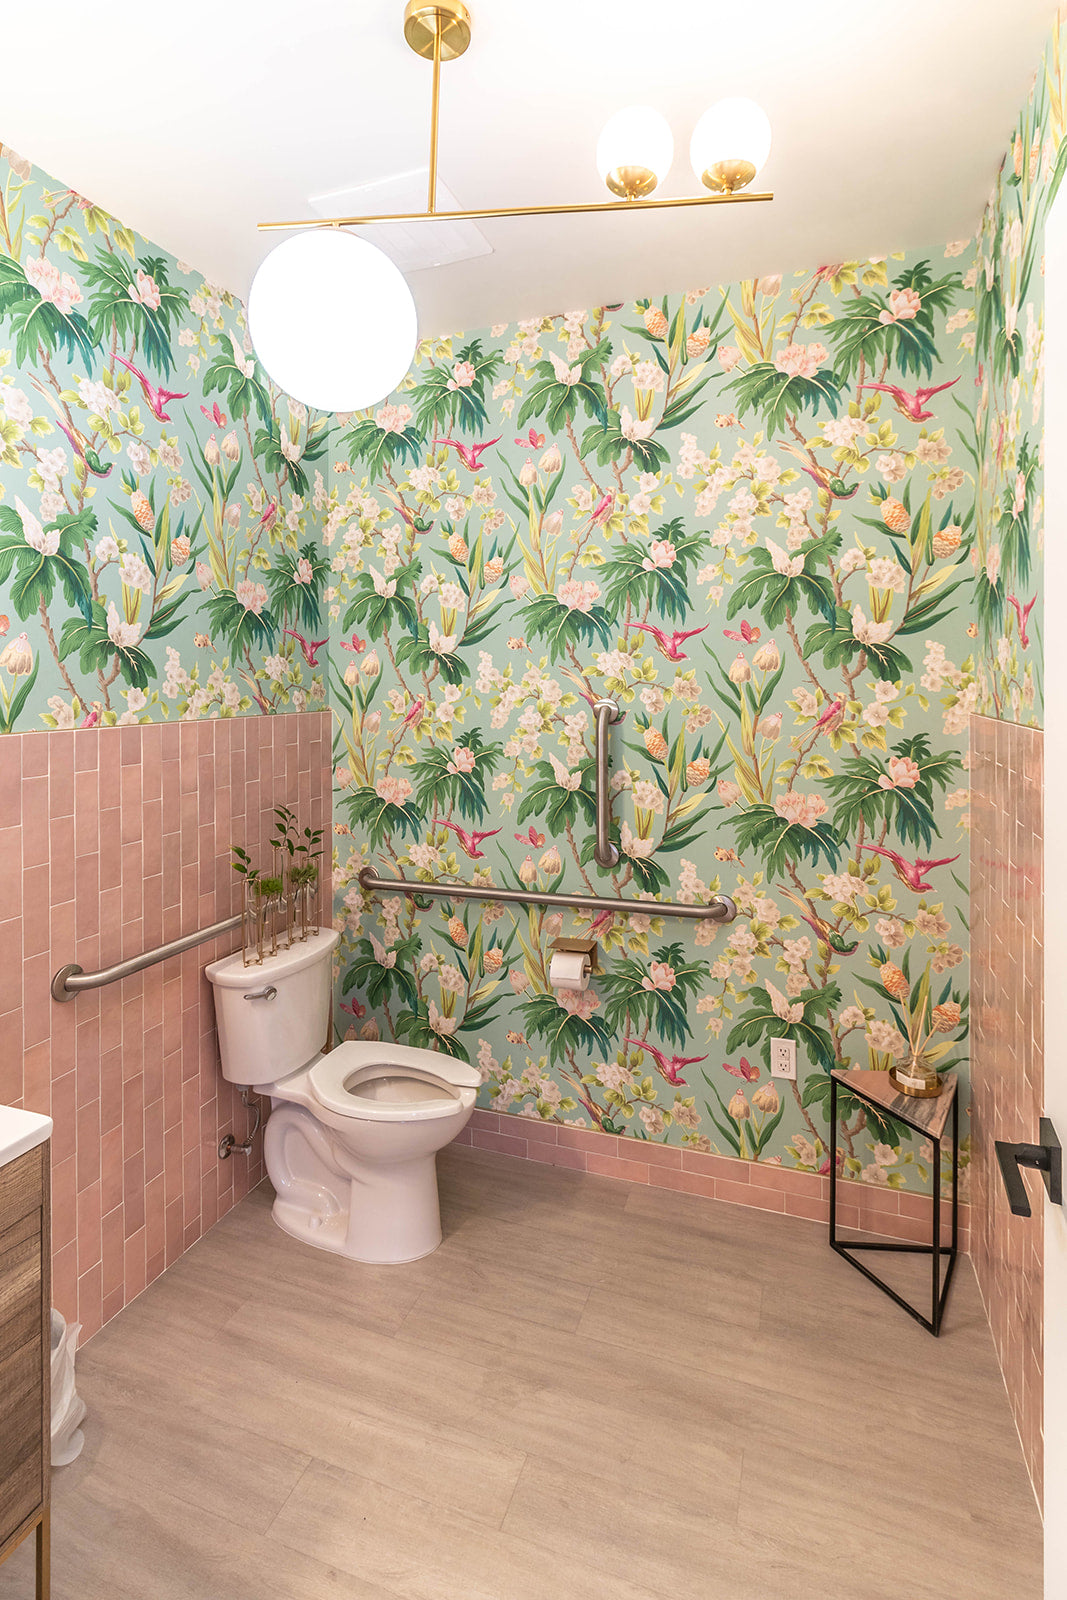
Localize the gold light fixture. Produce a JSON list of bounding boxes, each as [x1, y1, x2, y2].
[[258, 0, 774, 235]]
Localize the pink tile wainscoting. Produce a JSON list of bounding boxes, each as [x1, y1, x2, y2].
[[969, 713, 1044, 1505], [454, 1109, 971, 1250], [0, 712, 332, 1342]]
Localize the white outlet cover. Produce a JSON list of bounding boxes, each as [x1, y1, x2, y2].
[[770, 1038, 797, 1080], [308, 170, 493, 274]]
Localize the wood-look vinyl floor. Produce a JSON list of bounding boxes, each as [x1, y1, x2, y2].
[[0, 1146, 1042, 1599]]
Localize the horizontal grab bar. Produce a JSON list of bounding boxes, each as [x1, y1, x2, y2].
[[51, 872, 739, 1002], [51, 912, 243, 1003], [358, 866, 737, 924]]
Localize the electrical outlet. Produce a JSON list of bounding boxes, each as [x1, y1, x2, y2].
[[770, 1038, 797, 1080]]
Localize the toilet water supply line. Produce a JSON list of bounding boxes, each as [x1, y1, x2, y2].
[[219, 1089, 263, 1161]]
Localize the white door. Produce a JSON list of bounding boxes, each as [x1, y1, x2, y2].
[[1042, 186, 1067, 1597]]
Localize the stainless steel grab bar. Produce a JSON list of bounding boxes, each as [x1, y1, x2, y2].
[[593, 698, 623, 867], [51, 912, 243, 1003], [359, 866, 737, 924]]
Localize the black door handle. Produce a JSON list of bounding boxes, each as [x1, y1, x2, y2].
[[995, 1118, 1063, 1217]]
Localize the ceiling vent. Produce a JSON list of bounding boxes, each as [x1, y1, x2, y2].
[[308, 170, 492, 273]]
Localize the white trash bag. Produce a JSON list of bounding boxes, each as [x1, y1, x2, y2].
[[50, 1310, 86, 1466]]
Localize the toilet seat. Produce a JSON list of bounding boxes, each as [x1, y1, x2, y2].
[[308, 1041, 480, 1122]]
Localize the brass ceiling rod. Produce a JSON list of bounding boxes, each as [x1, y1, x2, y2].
[[258, 0, 773, 234]]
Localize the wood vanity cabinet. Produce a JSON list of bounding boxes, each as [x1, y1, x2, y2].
[[0, 1140, 51, 1599]]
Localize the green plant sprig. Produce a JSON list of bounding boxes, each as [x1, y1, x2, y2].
[[230, 844, 260, 888]]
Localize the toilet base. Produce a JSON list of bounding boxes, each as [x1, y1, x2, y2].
[[271, 1195, 442, 1264], [263, 1101, 449, 1265]]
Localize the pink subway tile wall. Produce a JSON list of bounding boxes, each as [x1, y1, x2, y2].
[[454, 1110, 971, 1250], [0, 712, 331, 1343], [969, 713, 1043, 1506]]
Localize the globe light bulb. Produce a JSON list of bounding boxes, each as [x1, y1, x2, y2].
[[689, 98, 772, 193], [596, 106, 674, 200], [247, 231, 418, 413]]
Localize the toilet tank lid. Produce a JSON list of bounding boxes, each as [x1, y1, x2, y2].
[[206, 926, 341, 988]]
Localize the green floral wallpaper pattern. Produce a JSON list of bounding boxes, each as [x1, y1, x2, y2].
[[327, 252, 978, 1194], [8, 25, 1058, 1193], [972, 15, 1067, 724], [0, 144, 330, 731]]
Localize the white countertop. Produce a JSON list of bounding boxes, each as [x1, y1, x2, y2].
[[0, 1105, 52, 1170]]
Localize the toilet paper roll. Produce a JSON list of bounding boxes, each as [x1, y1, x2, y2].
[[549, 949, 591, 991]]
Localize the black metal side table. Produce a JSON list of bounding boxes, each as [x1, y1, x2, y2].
[[829, 1068, 959, 1336]]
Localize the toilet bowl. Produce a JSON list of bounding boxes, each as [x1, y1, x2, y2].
[[206, 929, 479, 1264]]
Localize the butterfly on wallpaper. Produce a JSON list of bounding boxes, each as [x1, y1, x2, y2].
[[723, 1058, 761, 1082], [0, 615, 8, 636], [514, 428, 545, 448], [201, 402, 227, 426], [338, 633, 366, 653], [723, 620, 762, 643], [515, 825, 546, 848]]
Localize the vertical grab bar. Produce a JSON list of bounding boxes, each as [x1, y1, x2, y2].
[[593, 698, 624, 867]]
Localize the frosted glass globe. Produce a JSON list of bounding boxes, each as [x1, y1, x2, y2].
[[596, 106, 674, 198], [690, 98, 772, 191], [247, 231, 418, 414]]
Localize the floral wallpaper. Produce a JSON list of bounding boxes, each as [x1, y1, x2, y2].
[[328, 251, 978, 1193], [10, 39, 1058, 1191], [971, 11, 1067, 724], [0, 143, 330, 731]]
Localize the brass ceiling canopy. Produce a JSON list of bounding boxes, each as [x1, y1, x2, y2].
[[259, 2, 772, 233], [402, 0, 471, 61]]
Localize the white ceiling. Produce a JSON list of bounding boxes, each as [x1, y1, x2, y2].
[[0, 0, 1056, 336]]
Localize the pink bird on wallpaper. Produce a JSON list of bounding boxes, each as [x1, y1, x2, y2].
[[439, 436, 501, 471], [623, 1039, 708, 1087], [284, 628, 327, 667], [634, 622, 708, 662], [1006, 593, 1036, 648], [776, 442, 858, 499], [591, 491, 614, 524], [112, 354, 188, 422], [402, 696, 425, 729], [858, 378, 960, 423], [813, 694, 846, 734], [861, 844, 961, 894], [258, 499, 278, 529], [437, 820, 501, 860]]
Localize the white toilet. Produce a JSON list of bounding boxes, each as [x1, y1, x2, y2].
[[205, 928, 479, 1264]]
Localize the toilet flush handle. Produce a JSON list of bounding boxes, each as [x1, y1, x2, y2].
[[244, 985, 278, 1002]]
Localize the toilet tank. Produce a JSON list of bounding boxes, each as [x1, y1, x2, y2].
[[205, 928, 341, 1085]]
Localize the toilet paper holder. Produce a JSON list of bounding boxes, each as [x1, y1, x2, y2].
[[551, 936, 599, 980]]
